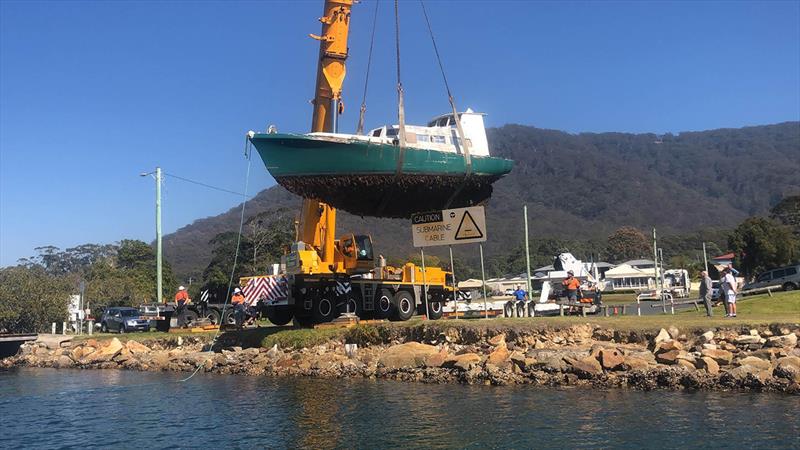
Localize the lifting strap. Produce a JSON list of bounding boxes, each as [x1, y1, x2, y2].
[[356, 0, 380, 135], [420, 0, 472, 176]]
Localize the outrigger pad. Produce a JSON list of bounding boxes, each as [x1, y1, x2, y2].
[[276, 174, 499, 218]]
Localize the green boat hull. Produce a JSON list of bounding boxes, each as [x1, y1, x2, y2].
[[249, 133, 514, 218]]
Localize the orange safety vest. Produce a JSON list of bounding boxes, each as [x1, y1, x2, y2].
[[175, 291, 189, 302], [231, 293, 245, 305], [562, 278, 581, 290]]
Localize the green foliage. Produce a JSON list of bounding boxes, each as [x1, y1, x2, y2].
[[0, 266, 74, 333], [606, 226, 650, 263], [770, 195, 800, 238], [344, 324, 385, 346], [260, 328, 345, 349], [728, 217, 799, 277]]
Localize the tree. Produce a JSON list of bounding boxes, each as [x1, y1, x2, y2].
[[728, 217, 799, 277], [770, 195, 800, 238], [0, 266, 74, 333], [606, 227, 650, 263], [244, 208, 294, 274]]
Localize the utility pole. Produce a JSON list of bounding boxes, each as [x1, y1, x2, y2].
[[653, 228, 664, 313], [524, 205, 532, 315], [156, 167, 163, 304], [702, 242, 709, 274]]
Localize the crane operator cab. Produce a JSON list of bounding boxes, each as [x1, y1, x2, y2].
[[338, 234, 374, 274]]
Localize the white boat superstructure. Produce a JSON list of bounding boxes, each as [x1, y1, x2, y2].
[[308, 108, 491, 156]]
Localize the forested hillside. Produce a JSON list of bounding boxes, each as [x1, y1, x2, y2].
[[163, 122, 800, 281]]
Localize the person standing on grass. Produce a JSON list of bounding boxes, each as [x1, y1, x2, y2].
[[722, 268, 738, 317], [699, 271, 713, 317]]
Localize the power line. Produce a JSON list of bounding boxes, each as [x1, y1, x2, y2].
[[163, 172, 251, 198]]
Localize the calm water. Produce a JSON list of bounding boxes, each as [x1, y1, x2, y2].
[[0, 368, 798, 449]]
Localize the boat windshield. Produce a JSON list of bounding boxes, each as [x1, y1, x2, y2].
[[386, 128, 399, 137]]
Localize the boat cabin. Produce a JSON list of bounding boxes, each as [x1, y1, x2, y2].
[[366, 108, 490, 157]]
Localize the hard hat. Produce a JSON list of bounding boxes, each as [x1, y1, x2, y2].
[[178, 286, 186, 291], [567, 270, 574, 275], [234, 288, 242, 294]]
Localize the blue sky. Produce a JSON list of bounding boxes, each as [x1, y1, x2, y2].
[[1, 0, 798, 266]]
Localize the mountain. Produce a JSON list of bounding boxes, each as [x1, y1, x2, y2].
[[163, 122, 800, 280]]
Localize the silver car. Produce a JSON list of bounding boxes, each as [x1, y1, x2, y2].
[[743, 264, 800, 292]]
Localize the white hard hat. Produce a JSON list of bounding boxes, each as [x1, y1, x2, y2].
[[179, 286, 186, 291], [234, 288, 242, 294]]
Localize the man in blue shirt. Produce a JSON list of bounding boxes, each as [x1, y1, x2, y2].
[[513, 285, 528, 302]]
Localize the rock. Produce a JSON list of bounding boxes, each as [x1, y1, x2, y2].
[[676, 359, 696, 371], [379, 342, 439, 370], [656, 350, 681, 365], [125, 340, 151, 355], [266, 344, 281, 360], [84, 338, 123, 363], [443, 353, 482, 371], [56, 355, 74, 368], [700, 331, 715, 343], [654, 329, 671, 345], [749, 329, 760, 336], [488, 334, 506, 346], [736, 356, 772, 371], [565, 356, 603, 377], [623, 356, 651, 371], [668, 326, 680, 340], [725, 365, 771, 384], [344, 343, 358, 358], [597, 348, 624, 370], [486, 343, 511, 368], [702, 343, 718, 350], [696, 356, 720, 375], [241, 348, 260, 357], [735, 335, 762, 345], [767, 334, 798, 348], [774, 356, 800, 383], [656, 340, 683, 354], [424, 349, 451, 368], [701, 348, 734, 365]]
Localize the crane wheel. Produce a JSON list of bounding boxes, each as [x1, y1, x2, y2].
[[265, 305, 294, 326], [391, 290, 416, 321], [373, 288, 394, 320], [205, 309, 221, 325], [338, 288, 363, 317], [313, 295, 336, 323], [426, 300, 444, 320]]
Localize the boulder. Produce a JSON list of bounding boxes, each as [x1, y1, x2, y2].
[[486, 343, 511, 369], [597, 348, 624, 370], [767, 334, 798, 348], [773, 356, 800, 383], [266, 344, 282, 360], [623, 356, 651, 371], [735, 335, 762, 345], [700, 330, 715, 343], [55, 355, 74, 369], [125, 340, 151, 355], [668, 326, 680, 340], [702, 343, 718, 350], [443, 353, 482, 371], [676, 359, 696, 371], [654, 329, 671, 345], [701, 348, 733, 365], [379, 342, 439, 370], [696, 356, 720, 375], [565, 356, 603, 377], [656, 350, 681, 365], [736, 356, 772, 371], [488, 334, 506, 346], [656, 340, 683, 354], [83, 338, 123, 363], [749, 329, 760, 336], [424, 349, 451, 368], [725, 364, 771, 384]]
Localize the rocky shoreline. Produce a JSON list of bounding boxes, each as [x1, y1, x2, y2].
[[3, 323, 800, 394]]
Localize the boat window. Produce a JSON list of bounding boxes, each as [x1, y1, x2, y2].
[[432, 135, 446, 144], [372, 129, 382, 137], [417, 135, 430, 143], [386, 128, 399, 137], [437, 117, 448, 127]]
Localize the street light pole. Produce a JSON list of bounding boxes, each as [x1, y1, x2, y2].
[[156, 167, 163, 304]]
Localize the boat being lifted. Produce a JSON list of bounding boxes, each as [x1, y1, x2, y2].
[[249, 108, 513, 218]]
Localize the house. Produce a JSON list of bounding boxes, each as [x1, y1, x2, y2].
[[603, 263, 659, 291]]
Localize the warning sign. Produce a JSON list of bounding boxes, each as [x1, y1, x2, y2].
[[411, 206, 487, 247]]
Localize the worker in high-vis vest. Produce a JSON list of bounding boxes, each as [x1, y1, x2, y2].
[[174, 286, 190, 326], [231, 288, 246, 328], [562, 271, 581, 303]]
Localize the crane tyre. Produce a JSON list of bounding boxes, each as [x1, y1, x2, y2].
[[313, 295, 336, 323], [373, 288, 394, 320], [426, 299, 444, 320], [265, 305, 294, 326], [338, 287, 363, 317], [391, 290, 416, 321], [205, 309, 221, 325]]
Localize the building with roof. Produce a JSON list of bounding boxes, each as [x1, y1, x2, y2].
[[603, 263, 659, 291]]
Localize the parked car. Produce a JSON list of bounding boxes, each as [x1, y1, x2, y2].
[[504, 288, 515, 296], [711, 281, 721, 301], [99, 307, 151, 333], [743, 264, 800, 292]]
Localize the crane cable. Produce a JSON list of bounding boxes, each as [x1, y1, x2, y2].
[[420, 0, 472, 176], [356, 0, 381, 135], [179, 136, 253, 383]]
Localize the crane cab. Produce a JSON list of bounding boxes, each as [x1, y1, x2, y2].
[[337, 234, 374, 274]]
